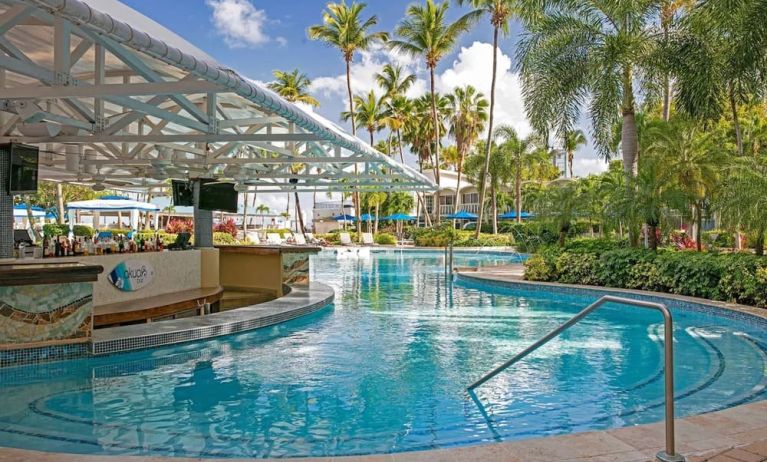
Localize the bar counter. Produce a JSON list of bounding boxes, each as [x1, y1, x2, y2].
[[216, 245, 321, 297], [0, 261, 104, 350]]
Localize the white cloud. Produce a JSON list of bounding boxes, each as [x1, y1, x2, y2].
[[205, 0, 278, 48], [437, 41, 531, 138], [572, 157, 609, 177], [310, 44, 426, 103]]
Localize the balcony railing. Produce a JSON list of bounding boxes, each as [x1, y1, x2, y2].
[[427, 203, 509, 217]]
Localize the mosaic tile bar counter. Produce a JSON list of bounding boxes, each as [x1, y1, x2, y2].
[[0, 262, 102, 365]]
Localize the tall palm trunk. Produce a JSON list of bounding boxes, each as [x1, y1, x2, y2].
[[453, 151, 465, 214], [621, 68, 639, 176], [242, 192, 249, 234], [491, 183, 498, 234], [661, 15, 672, 122], [729, 82, 743, 155], [648, 221, 658, 251], [429, 66, 441, 224], [345, 58, 363, 237], [476, 26, 499, 238], [397, 130, 405, 163], [515, 158, 522, 224], [694, 202, 703, 251], [567, 149, 574, 178], [56, 183, 65, 224], [294, 192, 305, 234], [374, 202, 380, 234], [622, 68, 640, 247]]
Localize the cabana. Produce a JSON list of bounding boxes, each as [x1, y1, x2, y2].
[[13, 204, 54, 229], [66, 196, 160, 231]]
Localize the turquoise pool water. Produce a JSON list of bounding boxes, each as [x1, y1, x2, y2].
[[0, 250, 765, 458]]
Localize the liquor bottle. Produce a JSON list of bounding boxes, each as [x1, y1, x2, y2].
[[42, 237, 49, 258], [54, 236, 61, 257]]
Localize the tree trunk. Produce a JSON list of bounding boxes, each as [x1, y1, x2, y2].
[[621, 67, 639, 176], [491, 184, 498, 235], [648, 222, 658, 251], [294, 192, 305, 234], [374, 202, 380, 234], [476, 26, 499, 238], [516, 156, 522, 224], [695, 203, 702, 251], [429, 66, 441, 225], [454, 152, 464, 214], [56, 183, 65, 224], [242, 192, 249, 234], [24, 198, 41, 241], [729, 82, 743, 155], [755, 226, 765, 256], [661, 17, 672, 122], [397, 130, 405, 164], [568, 148, 574, 178]]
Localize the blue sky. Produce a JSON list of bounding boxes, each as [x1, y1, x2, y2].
[[119, 0, 604, 217], [119, 0, 605, 176]]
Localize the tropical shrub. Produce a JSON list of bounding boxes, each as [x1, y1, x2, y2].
[[524, 246, 767, 307], [166, 218, 193, 234], [213, 232, 238, 245], [375, 233, 397, 245], [42, 223, 69, 237], [213, 218, 238, 238], [134, 232, 177, 246], [72, 225, 94, 238]]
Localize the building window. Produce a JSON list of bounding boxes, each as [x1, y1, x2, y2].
[[439, 195, 454, 206], [462, 193, 479, 204], [424, 196, 434, 212]]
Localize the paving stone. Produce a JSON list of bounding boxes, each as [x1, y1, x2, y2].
[[724, 448, 765, 462]]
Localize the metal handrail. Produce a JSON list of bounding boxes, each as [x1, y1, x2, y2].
[[467, 295, 685, 462]]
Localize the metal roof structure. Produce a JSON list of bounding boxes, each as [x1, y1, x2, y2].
[[0, 0, 436, 194]]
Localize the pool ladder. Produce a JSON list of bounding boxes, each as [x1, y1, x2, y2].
[[467, 295, 686, 462]]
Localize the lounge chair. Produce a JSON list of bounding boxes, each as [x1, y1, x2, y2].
[[266, 233, 283, 245], [246, 232, 261, 245], [293, 233, 307, 245], [361, 232, 375, 245], [339, 232, 353, 246]]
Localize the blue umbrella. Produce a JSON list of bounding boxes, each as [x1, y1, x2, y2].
[[333, 214, 357, 222], [359, 213, 376, 221], [382, 213, 415, 221], [498, 211, 534, 220], [444, 210, 478, 220]]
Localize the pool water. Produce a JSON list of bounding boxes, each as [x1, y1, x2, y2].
[[0, 250, 765, 458]]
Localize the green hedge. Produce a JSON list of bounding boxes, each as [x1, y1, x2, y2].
[[72, 225, 94, 238], [375, 233, 396, 245], [42, 223, 69, 237], [524, 245, 767, 307]]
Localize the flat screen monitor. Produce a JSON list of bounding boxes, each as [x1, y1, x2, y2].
[[171, 180, 194, 206], [199, 181, 238, 213], [6, 143, 39, 194]]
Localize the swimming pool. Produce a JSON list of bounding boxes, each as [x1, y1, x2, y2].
[[0, 250, 765, 458]]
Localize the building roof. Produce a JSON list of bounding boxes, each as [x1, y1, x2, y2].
[[0, 0, 436, 194]]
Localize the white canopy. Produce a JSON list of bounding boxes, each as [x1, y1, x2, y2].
[[66, 197, 159, 212], [0, 0, 435, 194]]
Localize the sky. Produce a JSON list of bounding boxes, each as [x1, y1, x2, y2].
[[118, 0, 608, 217]]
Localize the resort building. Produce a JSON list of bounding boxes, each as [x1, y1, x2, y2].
[[312, 200, 356, 233]]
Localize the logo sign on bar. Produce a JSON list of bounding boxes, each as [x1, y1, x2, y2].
[[107, 260, 155, 292]]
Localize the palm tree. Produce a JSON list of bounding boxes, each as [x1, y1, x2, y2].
[[494, 125, 539, 226], [465, 140, 514, 233], [670, 0, 766, 155], [529, 180, 582, 247], [518, 0, 655, 177], [457, 0, 520, 236], [385, 96, 412, 163], [445, 85, 488, 213], [717, 155, 767, 255], [390, 0, 481, 223], [563, 129, 587, 178], [266, 70, 320, 107], [342, 90, 387, 145], [647, 122, 724, 251], [256, 204, 270, 230], [375, 64, 416, 99], [309, 2, 388, 235], [267, 71, 319, 237]]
